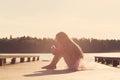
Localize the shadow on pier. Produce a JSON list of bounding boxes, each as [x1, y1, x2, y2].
[[24, 69, 77, 77]]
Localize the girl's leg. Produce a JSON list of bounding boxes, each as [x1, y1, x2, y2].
[[42, 55, 62, 69]]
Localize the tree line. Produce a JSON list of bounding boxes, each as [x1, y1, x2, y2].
[[0, 36, 120, 53]]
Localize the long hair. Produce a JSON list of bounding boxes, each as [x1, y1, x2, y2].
[[56, 32, 71, 45], [56, 32, 83, 58]]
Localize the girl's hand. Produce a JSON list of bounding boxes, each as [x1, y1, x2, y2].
[[51, 44, 63, 56], [51, 45, 56, 52], [51, 45, 56, 50]]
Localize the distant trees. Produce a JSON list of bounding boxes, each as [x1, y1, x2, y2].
[[73, 38, 120, 53], [0, 36, 54, 53], [0, 36, 120, 53]]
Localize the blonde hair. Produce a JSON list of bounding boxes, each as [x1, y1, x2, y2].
[[56, 32, 71, 45], [56, 32, 83, 58]]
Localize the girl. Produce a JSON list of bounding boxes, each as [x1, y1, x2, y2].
[[42, 32, 84, 70]]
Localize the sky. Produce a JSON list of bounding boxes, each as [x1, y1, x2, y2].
[[0, 0, 120, 39]]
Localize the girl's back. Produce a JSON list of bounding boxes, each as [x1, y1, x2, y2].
[[63, 41, 83, 70]]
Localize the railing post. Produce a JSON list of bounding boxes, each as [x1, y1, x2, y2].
[[0, 59, 4, 66], [32, 57, 36, 61], [113, 60, 119, 67], [101, 58, 105, 64], [20, 58, 25, 63], [98, 58, 101, 63], [11, 58, 16, 64], [3, 58, 6, 63], [27, 57, 31, 62], [95, 57, 97, 62], [105, 59, 111, 65], [37, 57, 39, 61]]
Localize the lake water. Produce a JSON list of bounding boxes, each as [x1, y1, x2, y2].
[[40, 52, 120, 61], [1, 52, 120, 61]]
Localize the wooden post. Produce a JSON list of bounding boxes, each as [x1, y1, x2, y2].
[[32, 57, 36, 61], [113, 60, 119, 67], [101, 58, 105, 64], [37, 57, 39, 61], [27, 57, 31, 62], [98, 58, 101, 63], [105, 59, 111, 65], [0, 59, 4, 66], [3, 58, 6, 63], [20, 58, 25, 63], [95, 57, 97, 62], [11, 58, 16, 64]]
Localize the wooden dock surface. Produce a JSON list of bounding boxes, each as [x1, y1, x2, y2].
[[0, 58, 120, 80]]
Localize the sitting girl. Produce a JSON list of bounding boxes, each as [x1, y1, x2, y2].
[[42, 32, 84, 70]]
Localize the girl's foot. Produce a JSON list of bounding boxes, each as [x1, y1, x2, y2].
[[42, 65, 56, 69]]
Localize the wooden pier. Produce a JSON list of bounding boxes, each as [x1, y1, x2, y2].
[[0, 58, 120, 80], [0, 54, 40, 66], [95, 56, 120, 67]]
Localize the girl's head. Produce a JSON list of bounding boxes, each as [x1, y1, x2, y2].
[[55, 32, 71, 45]]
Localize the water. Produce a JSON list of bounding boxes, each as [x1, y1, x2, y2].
[[1, 52, 120, 61], [40, 53, 53, 60], [40, 52, 120, 61]]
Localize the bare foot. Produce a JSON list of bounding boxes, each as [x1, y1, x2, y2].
[[42, 65, 56, 69]]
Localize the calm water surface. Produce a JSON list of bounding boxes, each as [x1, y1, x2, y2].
[[1, 52, 120, 61], [40, 52, 120, 61]]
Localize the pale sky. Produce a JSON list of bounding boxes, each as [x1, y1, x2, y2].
[[0, 0, 120, 39]]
